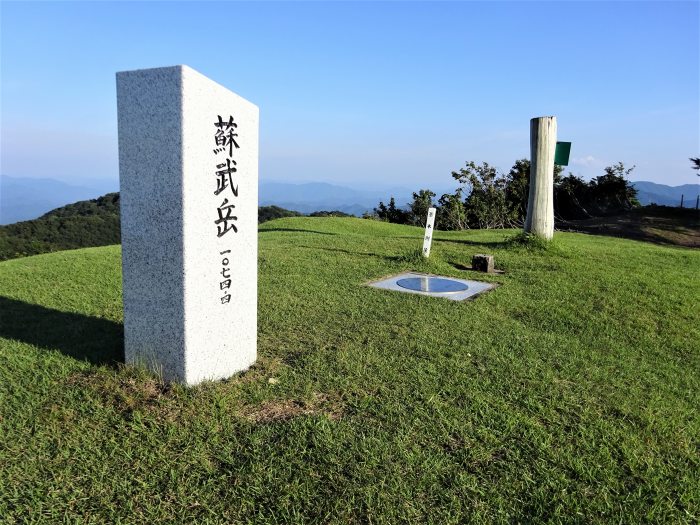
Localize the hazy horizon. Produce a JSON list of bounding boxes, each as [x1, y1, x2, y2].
[[2, 1, 698, 189]]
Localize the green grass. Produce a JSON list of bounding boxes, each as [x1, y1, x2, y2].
[[1, 217, 698, 523]]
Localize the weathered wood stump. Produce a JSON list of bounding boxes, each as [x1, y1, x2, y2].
[[472, 254, 494, 273], [525, 116, 557, 240]]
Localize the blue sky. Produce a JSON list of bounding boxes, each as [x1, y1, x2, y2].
[[1, 0, 698, 192]]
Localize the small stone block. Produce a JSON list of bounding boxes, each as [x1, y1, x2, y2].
[[472, 254, 494, 273]]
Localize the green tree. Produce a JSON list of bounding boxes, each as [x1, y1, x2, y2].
[[452, 161, 516, 229], [374, 197, 410, 224], [555, 173, 591, 219], [588, 162, 639, 214], [408, 189, 436, 226], [504, 159, 530, 225], [436, 189, 466, 230]]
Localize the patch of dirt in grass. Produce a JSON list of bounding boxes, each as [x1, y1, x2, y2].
[[242, 392, 344, 423], [64, 359, 343, 426], [65, 369, 182, 422], [559, 206, 700, 248]]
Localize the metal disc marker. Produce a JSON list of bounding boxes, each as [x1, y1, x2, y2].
[[396, 276, 468, 294]]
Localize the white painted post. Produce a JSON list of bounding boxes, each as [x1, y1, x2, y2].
[[422, 207, 436, 257], [117, 65, 259, 386], [524, 116, 557, 240]]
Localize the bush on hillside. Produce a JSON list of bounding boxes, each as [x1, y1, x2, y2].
[[309, 210, 353, 217], [258, 205, 303, 223], [369, 160, 639, 229]]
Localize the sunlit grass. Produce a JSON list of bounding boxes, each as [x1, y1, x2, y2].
[[1, 218, 698, 523]]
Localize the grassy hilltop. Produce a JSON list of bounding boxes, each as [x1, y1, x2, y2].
[[1, 218, 698, 523]]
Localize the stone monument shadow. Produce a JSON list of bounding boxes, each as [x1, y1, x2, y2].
[[260, 228, 338, 236], [428, 237, 513, 249], [0, 296, 124, 366]]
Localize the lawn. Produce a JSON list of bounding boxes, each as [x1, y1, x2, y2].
[[1, 218, 698, 523]]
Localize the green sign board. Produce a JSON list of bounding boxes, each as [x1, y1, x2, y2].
[[555, 141, 571, 166]]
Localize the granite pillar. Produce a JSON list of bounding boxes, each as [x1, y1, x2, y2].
[[117, 65, 258, 385]]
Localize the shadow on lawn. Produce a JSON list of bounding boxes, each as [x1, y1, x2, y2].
[[388, 234, 514, 248], [431, 237, 514, 249], [260, 228, 337, 236], [299, 245, 389, 260], [300, 243, 511, 262], [0, 296, 123, 366]]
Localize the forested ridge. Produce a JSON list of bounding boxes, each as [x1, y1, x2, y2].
[[0, 195, 305, 261]]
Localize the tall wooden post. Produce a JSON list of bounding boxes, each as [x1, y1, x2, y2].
[[525, 116, 557, 240]]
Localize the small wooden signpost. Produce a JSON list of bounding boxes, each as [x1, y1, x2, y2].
[[422, 207, 436, 257]]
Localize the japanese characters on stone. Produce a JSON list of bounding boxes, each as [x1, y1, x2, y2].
[[422, 208, 436, 257], [219, 250, 232, 304], [213, 115, 240, 304]]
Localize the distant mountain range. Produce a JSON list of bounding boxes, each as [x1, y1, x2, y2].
[[0, 175, 117, 225], [259, 181, 419, 216], [632, 181, 699, 207], [0, 176, 420, 224], [2, 175, 697, 226]]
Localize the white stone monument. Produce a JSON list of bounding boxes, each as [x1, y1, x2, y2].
[[422, 207, 436, 257], [524, 116, 557, 240], [117, 65, 258, 385]]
